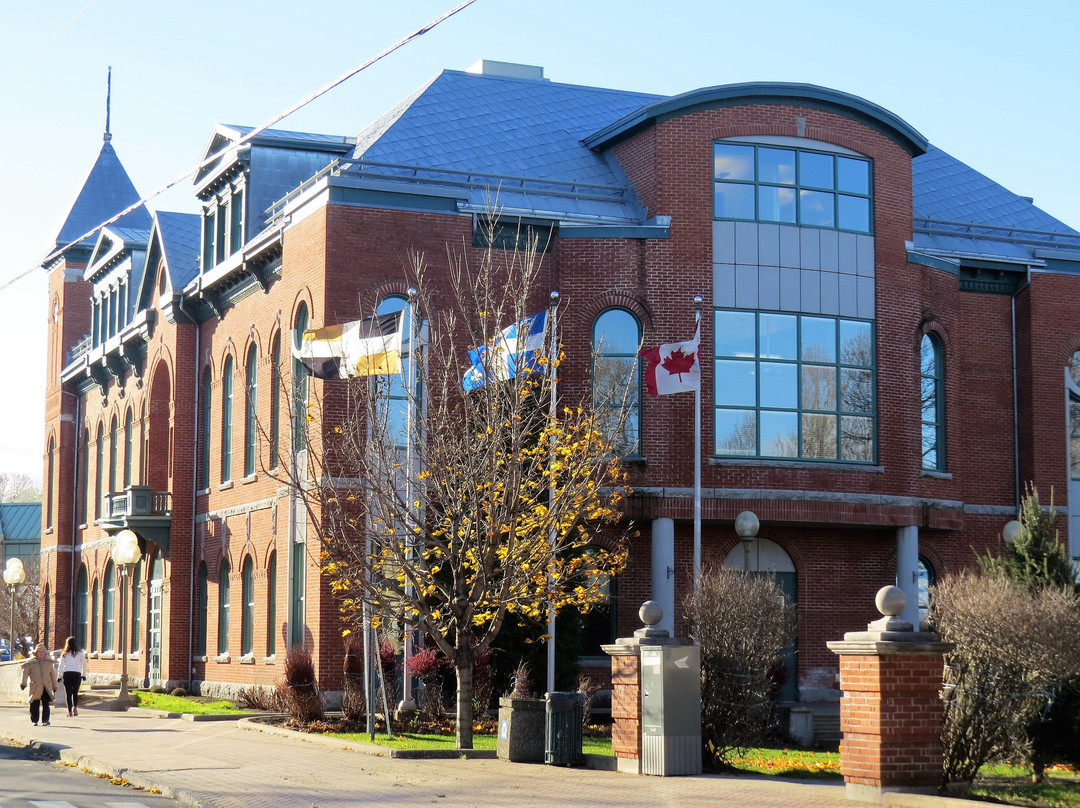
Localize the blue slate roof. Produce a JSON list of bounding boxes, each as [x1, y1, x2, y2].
[[341, 69, 1078, 260], [51, 139, 152, 251], [155, 212, 201, 290], [0, 502, 41, 542], [348, 70, 663, 223]]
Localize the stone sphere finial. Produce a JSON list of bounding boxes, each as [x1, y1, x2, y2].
[[639, 600, 663, 627], [875, 585, 907, 617]]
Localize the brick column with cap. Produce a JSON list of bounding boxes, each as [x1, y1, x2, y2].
[[603, 600, 681, 775], [827, 585, 953, 803]]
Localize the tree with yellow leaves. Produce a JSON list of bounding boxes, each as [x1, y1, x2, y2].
[[288, 219, 633, 748]]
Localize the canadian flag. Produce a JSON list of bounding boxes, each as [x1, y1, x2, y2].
[[640, 323, 701, 396]]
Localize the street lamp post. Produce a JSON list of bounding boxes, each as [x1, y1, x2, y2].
[[4, 557, 26, 657], [735, 510, 760, 572], [111, 530, 142, 708]]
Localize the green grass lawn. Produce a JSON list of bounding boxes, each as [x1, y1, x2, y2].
[[324, 729, 612, 755], [132, 691, 249, 715], [727, 747, 841, 779], [971, 764, 1080, 808]]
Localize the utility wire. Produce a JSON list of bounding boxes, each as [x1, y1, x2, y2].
[[0, 0, 102, 96], [2, 0, 477, 292]]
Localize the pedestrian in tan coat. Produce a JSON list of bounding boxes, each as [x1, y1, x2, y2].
[[20, 643, 58, 726]]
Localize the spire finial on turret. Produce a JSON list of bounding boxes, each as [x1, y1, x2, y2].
[[104, 66, 112, 143]]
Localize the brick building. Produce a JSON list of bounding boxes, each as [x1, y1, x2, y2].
[[39, 61, 1080, 705]]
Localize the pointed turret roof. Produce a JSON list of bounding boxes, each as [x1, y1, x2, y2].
[[49, 136, 152, 255]]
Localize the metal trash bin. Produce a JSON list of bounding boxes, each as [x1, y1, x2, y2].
[[544, 691, 584, 766]]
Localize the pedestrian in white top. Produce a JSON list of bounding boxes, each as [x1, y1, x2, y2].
[[57, 636, 88, 717]]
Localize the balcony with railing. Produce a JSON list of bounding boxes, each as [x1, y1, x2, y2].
[[101, 485, 173, 554]]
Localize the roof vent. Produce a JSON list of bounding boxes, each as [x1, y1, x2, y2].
[[466, 59, 545, 80]]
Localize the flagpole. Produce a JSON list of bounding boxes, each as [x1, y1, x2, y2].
[[546, 290, 559, 696], [693, 296, 703, 594], [399, 289, 418, 713]]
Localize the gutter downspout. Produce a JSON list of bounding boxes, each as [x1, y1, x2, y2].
[[1011, 267, 1033, 511], [180, 296, 201, 690]]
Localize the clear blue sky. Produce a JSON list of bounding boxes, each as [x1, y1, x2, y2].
[[1, 0, 1078, 480]]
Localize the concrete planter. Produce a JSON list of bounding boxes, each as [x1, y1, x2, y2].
[[496, 696, 545, 762]]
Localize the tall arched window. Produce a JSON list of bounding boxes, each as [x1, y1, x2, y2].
[[292, 304, 309, 453], [140, 403, 148, 485], [245, 345, 258, 478], [103, 560, 116, 651], [200, 367, 212, 489], [592, 308, 642, 456], [130, 557, 142, 652], [221, 355, 234, 483], [109, 415, 119, 495], [920, 333, 945, 470], [218, 560, 231, 655], [91, 580, 99, 653], [95, 423, 104, 519], [196, 562, 208, 656], [375, 296, 411, 449], [241, 556, 255, 656], [270, 333, 281, 468], [266, 550, 277, 657], [46, 437, 54, 529], [79, 429, 89, 525], [124, 408, 134, 488], [75, 565, 89, 649]]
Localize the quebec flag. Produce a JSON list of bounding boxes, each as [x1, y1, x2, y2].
[[463, 310, 549, 391]]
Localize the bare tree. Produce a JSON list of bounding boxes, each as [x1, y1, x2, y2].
[[932, 572, 1080, 792], [276, 220, 634, 748], [0, 472, 42, 503], [2, 557, 40, 657]]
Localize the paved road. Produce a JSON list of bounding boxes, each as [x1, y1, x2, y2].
[[0, 702, 979, 808]]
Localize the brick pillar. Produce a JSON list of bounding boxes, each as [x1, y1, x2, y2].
[[827, 585, 952, 804], [603, 599, 681, 775]]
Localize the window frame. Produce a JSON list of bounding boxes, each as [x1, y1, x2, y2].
[[591, 307, 642, 458], [200, 368, 212, 490], [713, 308, 877, 463], [221, 355, 234, 483], [218, 560, 231, 656], [103, 560, 116, 652], [241, 555, 255, 656], [920, 333, 946, 471], [244, 345, 258, 478], [713, 141, 873, 234]]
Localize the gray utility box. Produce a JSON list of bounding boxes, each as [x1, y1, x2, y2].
[[640, 644, 702, 775]]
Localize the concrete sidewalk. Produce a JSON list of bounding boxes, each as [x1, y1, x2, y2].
[[0, 699, 981, 808]]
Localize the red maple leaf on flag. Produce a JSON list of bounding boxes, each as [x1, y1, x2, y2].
[[661, 346, 696, 380]]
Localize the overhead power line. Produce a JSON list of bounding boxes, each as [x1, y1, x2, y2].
[[0, 0, 102, 96], [0, 0, 477, 293]]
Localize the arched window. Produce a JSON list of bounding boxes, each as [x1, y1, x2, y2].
[[79, 429, 89, 525], [218, 559, 231, 655], [196, 562, 208, 656], [221, 355, 234, 482], [266, 550, 277, 657], [130, 557, 142, 652], [140, 403, 148, 485], [75, 566, 88, 649], [46, 437, 54, 529], [124, 408, 134, 488], [375, 296, 411, 449], [292, 304, 309, 453], [103, 560, 116, 651], [90, 580, 99, 653], [241, 556, 255, 656], [95, 423, 104, 519], [917, 556, 936, 627], [109, 415, 119, 495], [245, 345, 258, 478], [592, 308, 642, 456], [270, 333, 281, 469], [200, 367, 212, 489], [921, 333, 945, 470]]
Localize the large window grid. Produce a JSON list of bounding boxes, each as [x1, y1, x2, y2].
[[221, 356, 234, 482], [713, 309, 876, 462], [244, 345, 258, 478], [713, 142, 872, 234]]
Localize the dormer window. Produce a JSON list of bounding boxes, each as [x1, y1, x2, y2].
[[202, 186, 245, 271]]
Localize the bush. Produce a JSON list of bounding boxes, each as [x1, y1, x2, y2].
[[169, 687, 188, 697], [149, 685, 167, 694], [932, 572, 1080, 790], [685, 567, 796, 768], [237, 685, 286, 713], [342, 635, 366, 723], [280, 645, 324, 723]]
